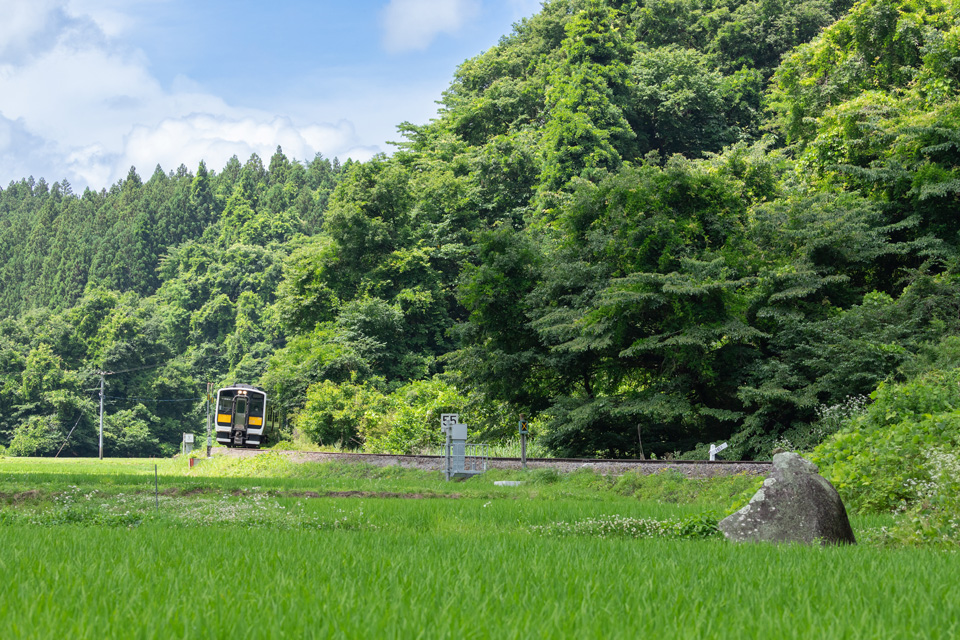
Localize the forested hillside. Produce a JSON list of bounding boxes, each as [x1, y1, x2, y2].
[[1, 0, 958, 460]]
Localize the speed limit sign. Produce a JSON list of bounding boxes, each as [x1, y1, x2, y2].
[[440, 414, 459, 433]]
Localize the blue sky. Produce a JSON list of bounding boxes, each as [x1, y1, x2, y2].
[[0, 0, 543, 191]]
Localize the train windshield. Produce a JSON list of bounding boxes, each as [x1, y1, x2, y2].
[[218, 395, 232, 413], [249, 396, 264, 417], [235, 398, 247, 414]]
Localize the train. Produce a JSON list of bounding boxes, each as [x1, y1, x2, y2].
[[215, 384, 278, 448]]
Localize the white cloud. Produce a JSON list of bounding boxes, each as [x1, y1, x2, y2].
[[119, 115, 378, 180], [66, 0, 138, 38], [0, 0, 382, 190], [380, 0, 481, 53], [0, 1, 60, 62], [0, 113, 67, 186]]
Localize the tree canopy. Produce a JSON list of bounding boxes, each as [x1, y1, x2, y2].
[[1, 0, 958, 459]]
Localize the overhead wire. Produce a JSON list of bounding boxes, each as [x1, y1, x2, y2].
[[103, 395, 203, 403], [92, 361, 167, 376]]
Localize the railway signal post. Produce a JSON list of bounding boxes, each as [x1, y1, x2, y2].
[[440, 414, 462, 481], [518, 417, 529, 469], [440, 414, 487, 481]]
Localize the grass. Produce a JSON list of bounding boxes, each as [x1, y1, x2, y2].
[[2, 525, 956, 639], [266, 435, 557, 459], [0, 455, 954, 638], [418, 436, 556, 458]]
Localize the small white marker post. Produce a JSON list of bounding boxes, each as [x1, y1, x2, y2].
[[183, 433, 196, 465], [709, 442, 728, 461]]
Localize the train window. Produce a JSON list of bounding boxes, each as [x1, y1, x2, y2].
[[218, 395, 232, 413], [236, 398, 247, 414], [249, 396, 264, 417]]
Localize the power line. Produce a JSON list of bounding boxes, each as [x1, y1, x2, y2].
[[103, 395, 202, 403], [84, 359, 203, 459], [92, 361, 166, 377]]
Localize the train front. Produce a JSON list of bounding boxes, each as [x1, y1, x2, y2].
[[215, 385, 268, 447]]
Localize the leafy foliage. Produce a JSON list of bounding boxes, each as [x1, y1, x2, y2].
[[363, 378, 468, 454], [2, 0, 959, 467], [812, 368, 960, 513], [296, 378, 392, 449]]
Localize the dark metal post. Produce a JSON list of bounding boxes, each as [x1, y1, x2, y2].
[[519, 417, 529, 470], [206, 383, 213, 457], [98, 373, 104, 460]]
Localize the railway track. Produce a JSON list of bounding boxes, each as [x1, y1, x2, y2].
[[222, 448, 772, 478]]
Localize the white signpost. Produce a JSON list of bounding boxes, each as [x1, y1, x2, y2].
[[440, 413, 458, 429], [182, 432, 195, 456], [440, 414, 466, 440], [709, 442, 728, 461]]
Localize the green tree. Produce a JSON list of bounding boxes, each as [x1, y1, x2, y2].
[[104, 405, 162, 457], [629, 46, 745, 156], [296, 378, 392, 449]]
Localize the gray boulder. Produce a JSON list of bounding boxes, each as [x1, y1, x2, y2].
[[719, 452, 856, 545]]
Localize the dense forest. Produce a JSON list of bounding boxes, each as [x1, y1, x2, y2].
[[1, 0, 959, 460]]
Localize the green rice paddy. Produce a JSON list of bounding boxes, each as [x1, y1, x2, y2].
[[0, 456, 955, 639]]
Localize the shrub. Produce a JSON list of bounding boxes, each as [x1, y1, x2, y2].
[[812, 368, 960, 513], [363, 378, 467, 454], [8, 415, 62, 457], [859, 447, 960, 547], [768, 395, 870, 455], [296, 379, 393, 449], [104, 405, 162, 457]]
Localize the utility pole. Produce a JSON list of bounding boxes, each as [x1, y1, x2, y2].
[[92, 363, 162, 460], [98, 372, 105, 460], [206, 382, 213, 458]]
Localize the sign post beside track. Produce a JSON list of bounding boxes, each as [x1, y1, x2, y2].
[[518, 417, 529, 469], [709, 442, 728, 461]]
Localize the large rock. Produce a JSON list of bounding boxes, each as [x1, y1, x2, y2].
[[719, 452, 856, 545]]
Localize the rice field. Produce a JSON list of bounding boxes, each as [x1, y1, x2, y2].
[[0, 456, 956, 639]]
